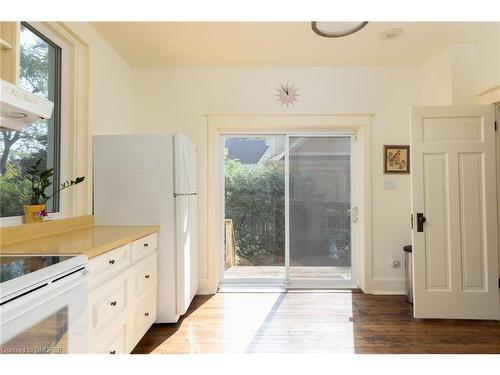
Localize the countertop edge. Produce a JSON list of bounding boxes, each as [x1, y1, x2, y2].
[[84, 226, 160, 259], [0, 225, 161, 259]]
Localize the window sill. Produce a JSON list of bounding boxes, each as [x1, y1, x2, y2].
[[0, 211, 64, 228]]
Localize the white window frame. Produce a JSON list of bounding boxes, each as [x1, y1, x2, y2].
[[1, 22, 90, 227]]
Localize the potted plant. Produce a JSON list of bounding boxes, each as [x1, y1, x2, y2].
[[23, 159, 85, 223]]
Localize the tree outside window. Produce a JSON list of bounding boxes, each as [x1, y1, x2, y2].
[[0, 23, 61, 217]]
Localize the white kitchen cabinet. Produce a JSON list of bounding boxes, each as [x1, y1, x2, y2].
[[88, 233, 158, 354], [88, 244, 131, 287], [130, 233, 157, 262]]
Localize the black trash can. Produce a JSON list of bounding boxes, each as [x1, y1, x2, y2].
[[403, 245, 413, 304]]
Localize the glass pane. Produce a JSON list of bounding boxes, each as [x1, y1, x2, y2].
[[289, 136, 352, 280], [0, 23, 60, 217], [223, 136, 285, 279], [0, 307, 68, 354]]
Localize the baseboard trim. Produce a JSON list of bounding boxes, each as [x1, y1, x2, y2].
[[372, 277, 405, 295], [197, 278, 216, 295]]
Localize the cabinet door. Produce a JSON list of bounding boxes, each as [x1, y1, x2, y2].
[[89, 275, 129, 333], [131, 288, 157, 349], [92, 321, 128, 354], [130, 233, 157, 262], [88, 244, 131, 286], [132, 252, 157, 300], [0, 22, 19, 84]]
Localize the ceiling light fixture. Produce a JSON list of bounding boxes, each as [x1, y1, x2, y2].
[[380, 28, 404, 41], [311, 21, 368, 38]]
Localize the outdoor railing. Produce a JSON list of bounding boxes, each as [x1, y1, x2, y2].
[[224, 219, 235, 270]]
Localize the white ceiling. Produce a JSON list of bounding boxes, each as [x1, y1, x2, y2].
[[90, 22, 499, 67]]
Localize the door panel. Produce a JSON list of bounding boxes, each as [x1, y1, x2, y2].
[[422, 153, 450, 290], [411, 105, 498, 319], [458, 153, 485, 290], [287, 136, 355, 287]]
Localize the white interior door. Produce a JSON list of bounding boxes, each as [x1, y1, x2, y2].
[[411, 105, 499, 319]]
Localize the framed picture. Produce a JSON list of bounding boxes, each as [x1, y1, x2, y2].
[[384, 145, 410, 174]]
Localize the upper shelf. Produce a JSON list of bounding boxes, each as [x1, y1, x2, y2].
[[0, 37, 12, 50]]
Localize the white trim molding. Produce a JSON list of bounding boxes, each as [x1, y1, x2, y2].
[[476, 84, 500, 105], [372, 277, 406, 295], [205, 113, 374, 295]]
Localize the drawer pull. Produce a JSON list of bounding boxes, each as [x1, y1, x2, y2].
[[109, 259, 116, 265], [110, 301, 117, 306], [110, 350, 116, 354], [145, 274, 150, 279], [143, 243, 149, 247], [144, 312, 149, 316]]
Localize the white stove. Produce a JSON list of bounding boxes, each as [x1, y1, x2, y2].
[[0, 254, 89, 354]]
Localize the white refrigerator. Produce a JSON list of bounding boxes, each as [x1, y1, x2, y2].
[[93, 134, 198, 323]]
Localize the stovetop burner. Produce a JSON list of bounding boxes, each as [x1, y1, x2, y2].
[[0, 255, 75, 284]]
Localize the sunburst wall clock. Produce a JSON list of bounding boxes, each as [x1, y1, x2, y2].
[[275, 83, 299, 107]]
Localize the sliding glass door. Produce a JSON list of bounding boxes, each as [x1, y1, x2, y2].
[[221, 134, 355, 288], [286, 136, 355, 288]]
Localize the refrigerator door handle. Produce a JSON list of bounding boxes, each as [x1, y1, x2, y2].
[[173, 192, 197, 197]]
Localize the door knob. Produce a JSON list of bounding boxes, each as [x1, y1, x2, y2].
[[416, 213, 426, 232]]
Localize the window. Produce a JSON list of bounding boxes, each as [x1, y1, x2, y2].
[[0, 22, 61, 217]]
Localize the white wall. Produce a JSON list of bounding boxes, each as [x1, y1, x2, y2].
[[476, 24, 500, 95], [66, 23, 133, 135], [421, 44, 479, 105], [131, 67, 422, 294], [421, 48, 453, 105]]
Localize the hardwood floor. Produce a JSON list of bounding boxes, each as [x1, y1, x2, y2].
[[132, 291, 500, 354]]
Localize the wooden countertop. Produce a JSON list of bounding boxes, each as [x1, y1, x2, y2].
[[0, 224, 160, 259]]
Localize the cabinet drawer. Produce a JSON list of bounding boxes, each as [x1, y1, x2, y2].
[[130, 233, 157, 262], [93, 321, 127, 354], [133, 252, 157, 299], [89, 276, 129, 333], [89, 244, 130, 284], [133, 288, 157, 343]]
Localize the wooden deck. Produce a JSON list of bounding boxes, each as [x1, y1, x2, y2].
[[132, 292, 500, 354], [224, 266, 352, 280]]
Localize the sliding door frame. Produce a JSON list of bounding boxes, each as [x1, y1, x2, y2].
[[206, 113, 373, 294]]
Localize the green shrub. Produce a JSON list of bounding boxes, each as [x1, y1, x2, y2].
[[224, 156, 284, 266]]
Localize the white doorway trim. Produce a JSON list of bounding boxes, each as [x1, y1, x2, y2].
[[206, 113, 374, 294]]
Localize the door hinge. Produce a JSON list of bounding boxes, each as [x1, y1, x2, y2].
[[495, 121, 497, 131]]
